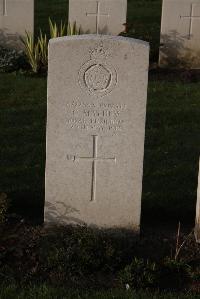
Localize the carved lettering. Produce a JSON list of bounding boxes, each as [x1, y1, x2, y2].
[[66, 100, 127, 133]]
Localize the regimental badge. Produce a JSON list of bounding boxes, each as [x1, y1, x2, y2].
[[78, 42, 117, 97]]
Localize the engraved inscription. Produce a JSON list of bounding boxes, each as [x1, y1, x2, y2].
[[66, 100, 127, 133], [78, 44, 117, 97], [67, 135, 116, 202]]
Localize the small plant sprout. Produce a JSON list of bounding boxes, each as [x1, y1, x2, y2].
[[22, 19, 81, 73], [49, 18, 66, 38], [174, 222, 194, 261], [21, 32, 40, 73]]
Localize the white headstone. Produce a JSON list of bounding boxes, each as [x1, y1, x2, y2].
[[195, 159, 200, 243], [68, 0, 127, 35], [45, 35, 149, 230], [159, 0, 200, 68], [0, 0, 34, 49]]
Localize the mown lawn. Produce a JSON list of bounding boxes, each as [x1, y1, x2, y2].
[[0, 1, 200, 222], [0, 74, 46, 219], [35, 0, 162, 38], [143, 78, 200, 222], [0, 73, 200, 222], [0, 1, 200, 297], [35, 0, 161, 60]]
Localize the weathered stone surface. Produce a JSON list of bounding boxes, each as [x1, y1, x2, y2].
[[45, 35, 149, 230], [68, 0, 127, 35], [195, 159, 200, 243], [159, 0, 200, 68], [0, 0, 34, 49]]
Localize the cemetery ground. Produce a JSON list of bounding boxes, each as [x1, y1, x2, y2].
[[0, 0, 200, 297]]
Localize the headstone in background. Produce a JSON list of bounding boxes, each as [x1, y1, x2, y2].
[[68, 0, 127, 35], [159, 0, 200, 68], [195, 159, 200, 243], [0, 0, 34, 49], [45, 35, 149, 230]]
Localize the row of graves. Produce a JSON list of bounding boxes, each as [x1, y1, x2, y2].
[[1, 0, 200, 68], [0, 0, 200, 242]]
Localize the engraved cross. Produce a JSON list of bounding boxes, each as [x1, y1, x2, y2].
[[180, 4, 200, 39], [86, 1, 110, 34], [67, 135, 116, 202], [1, 0, 7, 16]]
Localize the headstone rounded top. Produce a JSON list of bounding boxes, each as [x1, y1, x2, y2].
[[46, 32, 149, 229], [49, 34, 149, 49]]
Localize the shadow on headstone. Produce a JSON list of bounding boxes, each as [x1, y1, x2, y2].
[[80, 24, 109, 35], [0, 28, 24, 50], [159, 30, 200, 69], [45, 201, 85, 225]]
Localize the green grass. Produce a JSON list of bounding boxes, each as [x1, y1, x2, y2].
[[0, 1, 200, 296], [35, 0, 69, 37], [0, 0, 200, 222], [143, 80, 200, 222], [0, 73, 200, 222], [35, 0, 162, 60], [34, 0, 162, 35], [127, 0, 162, 59], [0, 285, 199, 299], [0, 73, 46, 218]]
